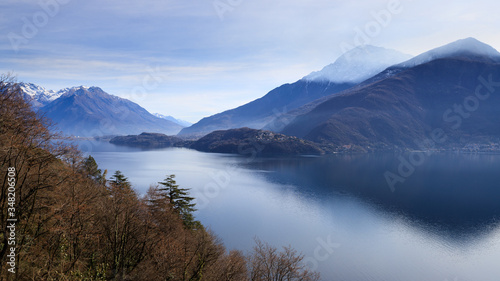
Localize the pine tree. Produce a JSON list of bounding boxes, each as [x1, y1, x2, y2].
[[82, 155, 107, 185], [110, 170, 131, 190], [158, 174, 201, 229]]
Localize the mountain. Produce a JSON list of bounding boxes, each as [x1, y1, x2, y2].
[[178, 45, 412, 138], [39, 86, 183, 137], [153, 113, 192, 127], [303, 45, 412, 83], [279, 38, 500, 151], [353, 37, 500, 87], [178, 81, 354, 137], [396, 37, 500, 68], [18, 83, 64, 108]]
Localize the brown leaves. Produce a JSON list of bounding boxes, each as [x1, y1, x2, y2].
[[0, 76, 321, 281]]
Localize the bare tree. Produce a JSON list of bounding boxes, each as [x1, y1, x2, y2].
[[248, 239, 320, 281], [205, 250, 248, 281], [96, 171, 149, 280], [0, 75, 74, 279]]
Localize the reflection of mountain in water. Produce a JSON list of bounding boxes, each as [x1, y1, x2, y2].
[[240, 153, 500, 240]]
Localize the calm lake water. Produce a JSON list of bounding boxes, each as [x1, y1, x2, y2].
[[75, 140, 500, 281]]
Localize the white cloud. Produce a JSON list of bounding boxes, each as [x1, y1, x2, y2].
[[2, 0, 500, 121]]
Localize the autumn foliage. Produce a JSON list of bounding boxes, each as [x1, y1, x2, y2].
[[0, 76, 320, 281]]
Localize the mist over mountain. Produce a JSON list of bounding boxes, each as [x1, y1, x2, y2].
[[351, 37, 500, 88], [396, 37, 500, 68], [279, 38, 500, 151], [303, 45, 412, 83]]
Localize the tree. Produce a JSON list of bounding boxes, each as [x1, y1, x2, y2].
[[0, 75, 322, 280], [110, 170, 131, 190], [98, 170, 147, 280], [248, 238, 320, 281], [206, 249, 248, 281], [0, 74, 74, 279], [81, 155, 107, 185], [141, 186, 240, 281], [158, 175, 200, 229]]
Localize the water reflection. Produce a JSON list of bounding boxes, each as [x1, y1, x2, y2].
[[242, 153, 500, 240], [74, 141, 500, 281]]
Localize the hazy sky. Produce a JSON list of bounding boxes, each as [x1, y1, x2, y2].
[[1, 0, 499, 122]]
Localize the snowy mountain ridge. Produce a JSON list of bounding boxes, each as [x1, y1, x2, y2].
[[396, 37, 500, 68], [303, 45, 413, 84], [17, 83, 187, 136], [19, 83, 63, 107], [18, 83, 97, 106]]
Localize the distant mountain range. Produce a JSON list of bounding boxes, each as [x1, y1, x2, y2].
[[177, 37, 500, 153], [153, 113, 192, 127], [20, 84, 184, 137], [279, 38, 500, 150], [178, 46, 412, 137], [19, 37, 500, 153]]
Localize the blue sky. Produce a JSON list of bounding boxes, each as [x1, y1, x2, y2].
[[1, 0, 499, 122]]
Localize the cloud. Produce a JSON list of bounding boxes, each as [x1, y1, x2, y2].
[[2, 0, 500, 121]]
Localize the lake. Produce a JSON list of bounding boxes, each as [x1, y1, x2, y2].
[[75, 140, 500, 281]]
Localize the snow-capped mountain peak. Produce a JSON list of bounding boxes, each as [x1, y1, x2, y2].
[[19, 82, 60, 101], [396, 37, 500, 68], [19, 83, 115, 108], [18, 82, 63, 107], [303, 45, 413, 84], [58, 86, 93, 96]]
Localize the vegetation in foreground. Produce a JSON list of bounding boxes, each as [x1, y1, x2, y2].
[[0, 76, 320, 280]]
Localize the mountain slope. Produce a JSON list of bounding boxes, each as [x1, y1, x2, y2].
[[178, 80, 355, 137], [179, 45, 411, 138], [40, 86, 183, 137], [280, 57, 500, 150], [345, 37, 500, 92]]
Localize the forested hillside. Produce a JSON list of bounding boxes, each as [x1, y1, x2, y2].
[[0, 76, 319, 281]]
